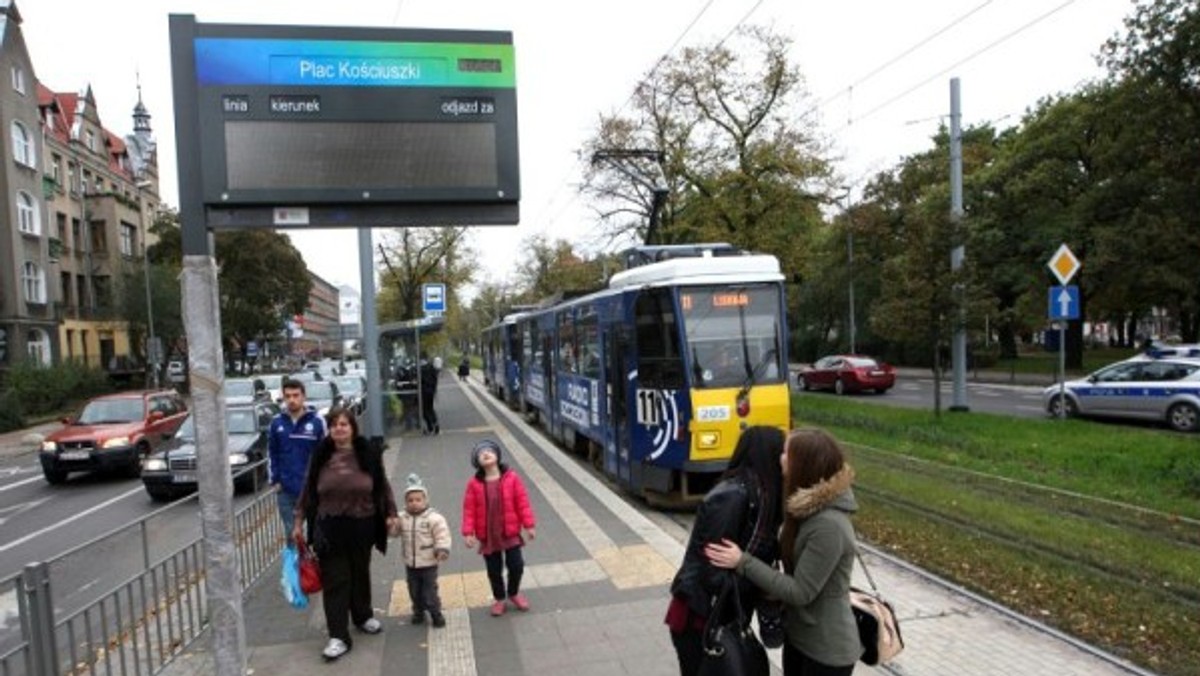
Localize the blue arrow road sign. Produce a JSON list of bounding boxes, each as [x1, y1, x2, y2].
[[423, 283, 446, 313], [1048, 285, 1080, 320]]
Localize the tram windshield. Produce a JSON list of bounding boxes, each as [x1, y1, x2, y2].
[[680, 285, 784, 389]]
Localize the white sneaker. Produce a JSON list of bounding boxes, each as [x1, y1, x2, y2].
[[322, 638, 350, 660], [358, 617, 383, 634]]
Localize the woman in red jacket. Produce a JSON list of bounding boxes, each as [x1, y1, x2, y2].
[[461, 439, 537, 616]]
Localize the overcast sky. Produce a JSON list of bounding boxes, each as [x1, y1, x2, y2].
[[22, 0, 1135, 297]]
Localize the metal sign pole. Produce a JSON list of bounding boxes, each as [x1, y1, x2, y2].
[[1058, 323, 1066, 420], [416, 326, 423, 430]]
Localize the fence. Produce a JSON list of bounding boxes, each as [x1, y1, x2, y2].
[[0, 462, 281, 676]]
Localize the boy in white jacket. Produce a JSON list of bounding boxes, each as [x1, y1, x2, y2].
[[395, 473, 452, 627]]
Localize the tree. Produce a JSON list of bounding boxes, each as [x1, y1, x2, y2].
[[581, 25, 831, 272], [512, 235, 608, 302], [215, 231, 311, 358], [375, 227, 476, 351]]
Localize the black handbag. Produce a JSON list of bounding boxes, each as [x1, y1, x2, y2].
[[697, 575, 769, 676]]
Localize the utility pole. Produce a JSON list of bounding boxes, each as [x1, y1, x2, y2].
[[949, 78, 969, 412], [591, 149, 668, 244], [843, 187, 857, 354]]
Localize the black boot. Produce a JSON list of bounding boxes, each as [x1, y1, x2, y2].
[[430, 611, 446, 628], [411, 611, 425, 625]]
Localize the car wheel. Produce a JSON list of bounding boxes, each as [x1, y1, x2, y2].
[[1048, 394, 1078, 418], [43, 468, 67, 485], [1167, 402, 1199, 433], [799, 375, 811, 391], [125, 444, 150, 478], [834, 378, 846, 396]]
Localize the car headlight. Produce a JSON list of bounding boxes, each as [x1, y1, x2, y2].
[[41, 440, 57, 452], [143, 458, 168, 472], [697, 431, 721, 449], [102, 437, 131, 449], [229, 453, 249, 466]]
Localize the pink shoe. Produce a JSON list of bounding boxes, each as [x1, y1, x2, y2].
[[490, 600, 506, 617], [510, 593, 530, 611]]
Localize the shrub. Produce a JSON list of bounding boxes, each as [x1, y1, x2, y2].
[[3, 360, 113, 420], [0, 387, 24, 432]]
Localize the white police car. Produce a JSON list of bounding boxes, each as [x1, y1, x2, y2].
[[1043, 346, 1200, 432]]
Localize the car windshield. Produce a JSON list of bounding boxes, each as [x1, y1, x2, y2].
[[336, 377, 363, 395], [260, 375, 283, 389], [175, 414, 196, 441], [77, 399, 144, 425], [307, 382, 334, 401], [225, 381, 255, 398], [226, 409, 258, 434], [681, 285, 784, 388]]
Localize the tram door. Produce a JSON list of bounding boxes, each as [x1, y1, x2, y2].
[[605, 327, 631, 483]]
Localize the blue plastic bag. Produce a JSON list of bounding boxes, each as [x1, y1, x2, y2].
[[280, 544, 308, 609]]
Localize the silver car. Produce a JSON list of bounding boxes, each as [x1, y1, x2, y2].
[[1043, 354, 1200, 432]]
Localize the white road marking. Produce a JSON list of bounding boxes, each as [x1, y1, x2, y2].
[[0, 475, 44, 494], [0, 486, 144, 554], [0, 497, 49, 526]]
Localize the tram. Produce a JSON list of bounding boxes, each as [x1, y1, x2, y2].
[[481, 244, 791, 504]]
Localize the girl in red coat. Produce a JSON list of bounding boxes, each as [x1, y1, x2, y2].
[[461, 439, 537, 616]]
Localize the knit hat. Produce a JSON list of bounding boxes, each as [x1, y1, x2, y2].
[[404, 473, 428, 497], [471, 439, 502, 469]]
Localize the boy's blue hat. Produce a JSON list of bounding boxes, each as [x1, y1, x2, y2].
[[471, 439, 502, 468]]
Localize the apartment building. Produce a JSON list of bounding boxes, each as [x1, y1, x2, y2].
[[292, 271, 340, 360], [0, 1, 54, 369]]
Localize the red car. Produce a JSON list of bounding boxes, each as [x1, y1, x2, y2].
[[39, 389, 189, 483], [797, 355, 896, 395]]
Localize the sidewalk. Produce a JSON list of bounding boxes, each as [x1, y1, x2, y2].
[[157, 373, 1147, 676]]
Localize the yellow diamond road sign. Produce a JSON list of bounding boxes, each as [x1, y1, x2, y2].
[[1048, 243, 1080, 285]]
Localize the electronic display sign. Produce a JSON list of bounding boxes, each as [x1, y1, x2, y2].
[[170, 17, 519, 216]]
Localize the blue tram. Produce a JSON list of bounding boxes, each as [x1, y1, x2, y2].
[[481, 245, 791, 504]]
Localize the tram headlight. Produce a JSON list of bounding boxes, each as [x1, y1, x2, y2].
[[697, 432, 721, 449]]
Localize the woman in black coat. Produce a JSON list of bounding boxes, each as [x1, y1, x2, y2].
[[665, 426, 785, 674]]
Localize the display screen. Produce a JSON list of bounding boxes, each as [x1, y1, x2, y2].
[[224, 120, 497, 191], [680, 291, 752, 312]]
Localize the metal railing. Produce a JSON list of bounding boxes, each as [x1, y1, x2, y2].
[[0, 461, 282, 676]]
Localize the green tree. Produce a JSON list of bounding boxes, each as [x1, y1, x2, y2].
[[375, 226, 476, 350], [215, 231, 311, 357], [512, 235, 608, 302]]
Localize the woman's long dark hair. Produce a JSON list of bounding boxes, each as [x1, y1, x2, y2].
[[779, 428, 846, 573], [725, 426, 785, 561]]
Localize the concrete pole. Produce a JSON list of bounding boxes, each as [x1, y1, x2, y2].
[[844, 189, 856, 354], [949, 77, 969, 412], [359, 227, 385, 449]]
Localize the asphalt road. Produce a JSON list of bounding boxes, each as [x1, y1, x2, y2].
[[793, 374, 1052, 418]]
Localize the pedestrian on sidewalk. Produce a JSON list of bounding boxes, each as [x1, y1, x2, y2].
[[461, 439, 537, 616], [268, 378, 326, 544], [420, 352, 440, 435], [666, 426, 785, 675], [395, 472, 451, 628], [705, 428, 862, 676], [293, 407, 400, 662]]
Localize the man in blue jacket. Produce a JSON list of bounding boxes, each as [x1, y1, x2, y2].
[[269, 378, 327, 543]]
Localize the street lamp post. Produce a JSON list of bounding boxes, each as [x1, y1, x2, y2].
[[137, 180, 158, 388]]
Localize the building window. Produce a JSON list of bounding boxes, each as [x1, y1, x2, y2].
[[82, 170, 91, 194], [17, 191, 39, 235], [67, 163, 77, 193], [22, 261, 46, 304], [57, 212, 68, 244], [11, 121, 34, 167], [120, 222, 136, 257], [11, 66, 25, 95], [50, 154, 62, 184], [86, 130, 97, 152], [27, 329, 50, 366], [91, 220, 107, 253]]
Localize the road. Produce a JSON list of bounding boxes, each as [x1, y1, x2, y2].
[[794, 373, 1051, 419]]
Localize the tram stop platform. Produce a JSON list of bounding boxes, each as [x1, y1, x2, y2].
[[159, 373, 1149, 676]]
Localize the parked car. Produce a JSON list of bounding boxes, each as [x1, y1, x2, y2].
[[39, 390, 189, 484], [305, 380, 343, 419], [1043, 353, 1200, 432], [223, 377, 269, 406], [797, 355, 896, 395], [334, 375, 367, 416], [259, 374, 285, 404], [141, 402, 279, 501]]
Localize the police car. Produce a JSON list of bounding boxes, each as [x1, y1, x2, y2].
[[1043, 345, 1200, 432]]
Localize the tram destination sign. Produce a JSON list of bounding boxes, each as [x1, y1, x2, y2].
[[170, 17, 519, 213]]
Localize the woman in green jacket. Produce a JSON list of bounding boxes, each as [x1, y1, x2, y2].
[[706, 428, 862, 675]]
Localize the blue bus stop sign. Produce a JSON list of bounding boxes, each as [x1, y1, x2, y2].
[[423, 283, 446, 314]]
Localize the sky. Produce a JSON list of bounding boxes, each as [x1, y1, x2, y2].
[[21, 0, 1136, 299]]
